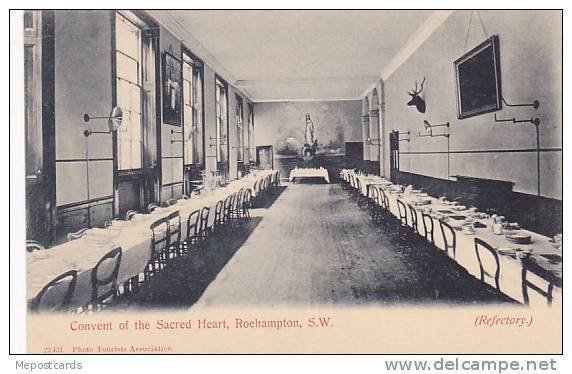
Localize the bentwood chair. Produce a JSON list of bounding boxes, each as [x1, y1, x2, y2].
[[147, 203, 159, 213], [521, 255, 560, 306], [67, 228, 88, 241], [355, 179, 366, 207], [125, 210, 138, 220], [31, 270, 78, 313], [368, 186, 381, 223], [146, 217, 170, 279], [26, 240, 46, 252], [242, 189, 253, 219], [223, 194, 234, 226], [166, 211, 182, 258], [213, 200, 225, 232], [268, 172, 275, 190], [265, 175, 271, 192], [341, 172, 348, 190], [438, 219, 457, 258], [252, 179, 261, 207], [228, 192, 242, 228], [407, 204, 420, 234], [375, 187, 391, 226], [90, 247, 122, 311], [185, 209, 201, 248], [197, 206, 211, 240], [421, 212, 435, 244], [259, 176, 266, 194], [474, 238, 501, 291], [232, 189, 245, 221], [396, 199, 409, 227], [347, 174, 355, 195], [166, 198, 178, 207], [394, 199, 420, 244]]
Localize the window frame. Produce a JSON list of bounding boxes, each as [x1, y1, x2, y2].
[[215, 76, 229, 164], [181, 48, 205, 167], [114, 11, 145, 172], [235, 94, 244, 162], [247, 103, 254, 162]]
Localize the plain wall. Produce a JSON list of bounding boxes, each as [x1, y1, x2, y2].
[[383, 10, 562, 199], [54, 10, 114, 207]]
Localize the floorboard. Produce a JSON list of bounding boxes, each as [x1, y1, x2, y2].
[[116, 183, 512, 310]]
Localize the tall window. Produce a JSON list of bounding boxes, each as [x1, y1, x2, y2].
[[236, 95, 244, 162], [24, 10, 42, 176], [182, 52, 203, 165], [115, 12, 143, 170], [215, 78, 228, 163], [247, 104, 254, 162]]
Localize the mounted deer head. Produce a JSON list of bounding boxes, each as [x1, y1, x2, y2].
[[407, 77, 426, 113]]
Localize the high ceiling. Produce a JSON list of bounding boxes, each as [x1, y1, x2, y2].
[[151, 10, 436, 102]]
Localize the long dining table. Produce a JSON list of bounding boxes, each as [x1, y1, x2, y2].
[[26, 169, 277, 309], [340, 169, 562, 307]]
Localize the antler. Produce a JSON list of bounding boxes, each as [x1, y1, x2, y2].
[[418, 76, 426, 93], [408, 77, 426, 96]]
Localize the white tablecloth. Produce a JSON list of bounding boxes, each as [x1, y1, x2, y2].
[[289, 167, 330, 183], [26, 170, 276, 307], [343, 170, 562, 307]]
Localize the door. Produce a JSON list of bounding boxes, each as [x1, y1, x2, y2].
[[25, 10, 55, 244], [256, 145, 273, 170], [345, 141, 363, 169], [389, 131, 400, 183]]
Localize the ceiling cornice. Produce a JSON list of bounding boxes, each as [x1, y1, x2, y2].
[[147, 10, 238, 85], [360, 10, 454, 98], [235, 76, 380, 88], [254, 97, 363, 103]]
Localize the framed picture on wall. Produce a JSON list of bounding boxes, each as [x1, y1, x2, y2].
[[162, 51, 182, 126], [454, 35, 502, 119]]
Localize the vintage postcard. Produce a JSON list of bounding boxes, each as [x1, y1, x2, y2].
[[11, 8, 564, 356]]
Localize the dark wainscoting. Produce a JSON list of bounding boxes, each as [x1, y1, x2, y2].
[[395, 171, 562, 238], [55, 198, 113, 245], [237, 161, 246, 178], [161, 183, 183, 205]]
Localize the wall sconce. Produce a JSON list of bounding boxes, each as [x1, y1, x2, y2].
[[366, 136, 382, 145], [83, 107, 123, 137], [208, 135, 227, 148], [502, 96, 540, 109], [494, 97, 540, 126], [396, 131, 411, 142], [418, 120, 450, 138], [170, 129, 184, 144], [493, 97, 541, 195]]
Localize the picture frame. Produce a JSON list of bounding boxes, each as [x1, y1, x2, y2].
[[162, 51, 182, 126], [454, 35, 502, 119]]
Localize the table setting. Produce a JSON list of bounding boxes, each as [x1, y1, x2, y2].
[[343, 169, 562, 306], [26, 170, 277, 307]]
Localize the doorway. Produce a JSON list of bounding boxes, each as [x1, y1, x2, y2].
[[25, 10, 56, 244], [256, 145, 273, 170], [389, 131, 400, 183]]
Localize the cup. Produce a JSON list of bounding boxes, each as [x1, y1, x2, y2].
[[462, 223, 475, 234]]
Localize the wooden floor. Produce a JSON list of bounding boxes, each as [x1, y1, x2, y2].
[[117, 182, 511, 310]]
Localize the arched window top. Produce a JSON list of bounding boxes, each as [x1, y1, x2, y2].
[[362, 96, 369, 115], [371, 88, 380, 111]]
